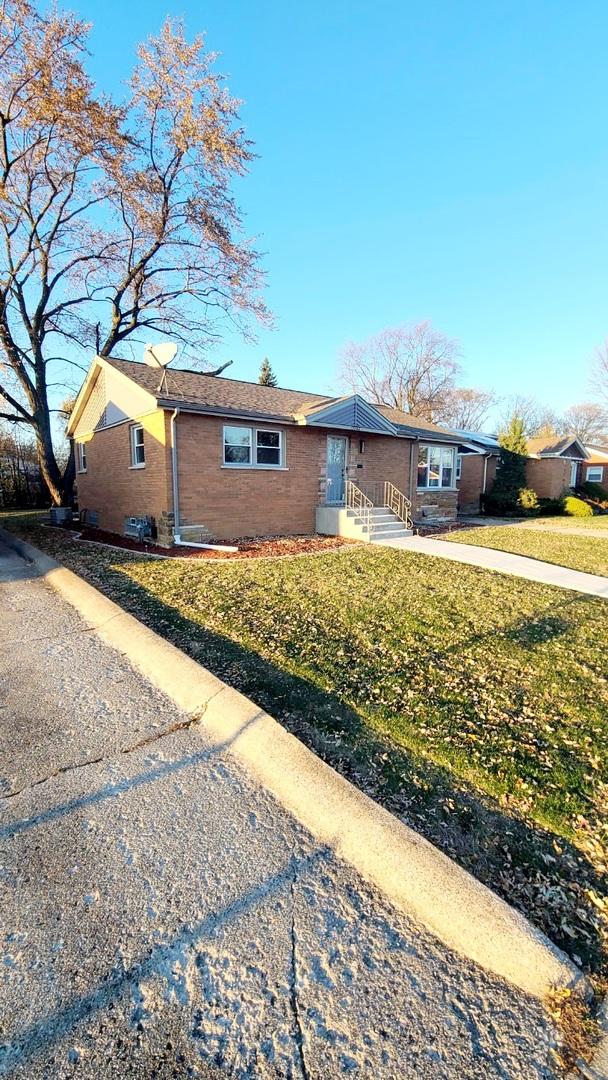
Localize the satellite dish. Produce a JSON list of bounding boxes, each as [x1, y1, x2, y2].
[[143, 342, 178, 368]]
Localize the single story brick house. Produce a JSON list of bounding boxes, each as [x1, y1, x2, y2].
[[525, 435, 588, 499], [67, 356, 463, 546], [577, 443, 608, 487], [448, 430, 500, 515]]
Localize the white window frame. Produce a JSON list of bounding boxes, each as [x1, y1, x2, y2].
[[129, 424, 145, 469], [455, 454, 462, 481], [222, 425, 285, 470], [586, 465, 604, 483], [76, 441, 87, 473], [417, 444, 456, 490]]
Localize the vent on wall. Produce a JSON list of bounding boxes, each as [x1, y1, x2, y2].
[[124, 516, 153, 541]]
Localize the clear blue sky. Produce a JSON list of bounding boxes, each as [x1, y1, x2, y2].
[[83, 0, 607, 410]]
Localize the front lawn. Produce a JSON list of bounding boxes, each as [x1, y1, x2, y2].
[[528, 516, 608, 531], [3, 511, 608, 982], [443, 524, 608, 577]]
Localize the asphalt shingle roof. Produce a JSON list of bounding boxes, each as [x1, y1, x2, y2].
[[527, 435, 583, 457], [105, 357, 459, 440]]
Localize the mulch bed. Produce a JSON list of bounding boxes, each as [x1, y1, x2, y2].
[[415, 521, 472, 537], [57, 523, 355, 560]]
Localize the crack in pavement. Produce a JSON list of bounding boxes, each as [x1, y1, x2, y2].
[[0, 610, 125, 650], [0, 705, 220, 802], [289, 868, 311, 1080]]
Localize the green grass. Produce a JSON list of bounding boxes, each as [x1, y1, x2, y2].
[[530, 516, 608, 530], [3, 510, 608, 979], [444, 524, 608, 576]]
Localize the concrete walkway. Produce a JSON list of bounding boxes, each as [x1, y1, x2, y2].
[[0, 540, 562, 1079], [381, 534, 608, 597]]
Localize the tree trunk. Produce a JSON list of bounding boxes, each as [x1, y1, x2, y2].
[[34, 413, 64, 506]]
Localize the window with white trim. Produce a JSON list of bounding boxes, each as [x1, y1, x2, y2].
[[456, 454, 462, 481], [417, 445, 455, 489], [76, 441, 87, 473], [587, 465, 604, 483], [223, 425, 284, 468], [130, 424, 145, 467]]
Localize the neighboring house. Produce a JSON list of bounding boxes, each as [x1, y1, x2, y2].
[[577, 443, 608, 487], [525, 435, 588, 498], [67, 357, 462, 546], [448, 430, 500, 515]]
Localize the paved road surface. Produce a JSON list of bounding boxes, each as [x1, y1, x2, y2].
[[0, 539, 559, 1078]]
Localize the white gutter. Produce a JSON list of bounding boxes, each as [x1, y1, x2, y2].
[[169, 407, 239, 553], [482, 452, 489, 494]]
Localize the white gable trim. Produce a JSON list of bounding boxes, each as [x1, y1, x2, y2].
[[67, 356, 158, 437]]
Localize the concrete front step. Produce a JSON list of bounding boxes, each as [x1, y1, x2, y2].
[[370, 528, 414, 542]]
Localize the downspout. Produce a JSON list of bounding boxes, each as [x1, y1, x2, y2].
[[482, 452, 489, 494], [170, 408, 181, 542], [170, 407, 238, 554]]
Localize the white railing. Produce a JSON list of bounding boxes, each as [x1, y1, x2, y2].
[[345, 479, 374, 535], [344, 479, 412, 535], [351, 480, 412, 531], [384, 481, 413, 530]]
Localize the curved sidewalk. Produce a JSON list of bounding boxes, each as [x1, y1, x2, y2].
[[381, 535, 608, 597]]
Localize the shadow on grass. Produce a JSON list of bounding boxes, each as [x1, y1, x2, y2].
[[66, 555, 605, 979], [4, 522, 606, 978]]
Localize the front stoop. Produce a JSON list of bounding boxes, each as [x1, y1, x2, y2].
[[316, 505, 413, 543]]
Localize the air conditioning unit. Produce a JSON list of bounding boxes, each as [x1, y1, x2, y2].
[[124, 516, 153, 542], [50, 507, 73, 525]]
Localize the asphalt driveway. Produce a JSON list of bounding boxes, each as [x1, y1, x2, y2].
[[0, 539, 560, 1078]]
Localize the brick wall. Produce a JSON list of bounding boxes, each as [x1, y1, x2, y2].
[[413, 490, 459, 520], [525, 457, 572, 499], [74, 410, 172, 536], [457, 454, 498, 514], [176, 414, 412, 540], [74, 408, 420, 543]]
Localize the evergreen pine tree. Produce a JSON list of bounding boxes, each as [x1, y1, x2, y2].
[[258, 358, 278, 386], [498, 416, 528, 455]]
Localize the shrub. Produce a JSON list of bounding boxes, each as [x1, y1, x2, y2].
[[517, 488, 540, 512], [563, 495, 594, 517], [538, 496, 565, 516], [576, 482, 608, 511]]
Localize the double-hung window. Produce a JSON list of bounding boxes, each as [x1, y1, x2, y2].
[[130, 424, 145, 467], [455, 454, 463, 481], [76, 441, 87, 473], [587, 465, 604, 483], [417, 445, 455, 489], [223, 425, 283, 468]]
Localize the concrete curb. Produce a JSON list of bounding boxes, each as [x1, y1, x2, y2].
[[0, 526, 587, 1002]]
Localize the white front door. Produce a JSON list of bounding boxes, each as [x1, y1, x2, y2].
[[326, 436, 348, 504], [570, 460, 578, 488]]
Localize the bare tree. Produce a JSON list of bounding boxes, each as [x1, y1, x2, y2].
[[562, 402, 608, 443], [0, 2, 267, 504], [434, 387, 496, 432], [499, 395, 562, 439], [591, 340, 608, 410], [338, 321, 461, 420]]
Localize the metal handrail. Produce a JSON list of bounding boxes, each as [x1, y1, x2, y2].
[[383, 481, 412, 530], [348, 479, 412, 531], [345, 479, 374, 535]]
